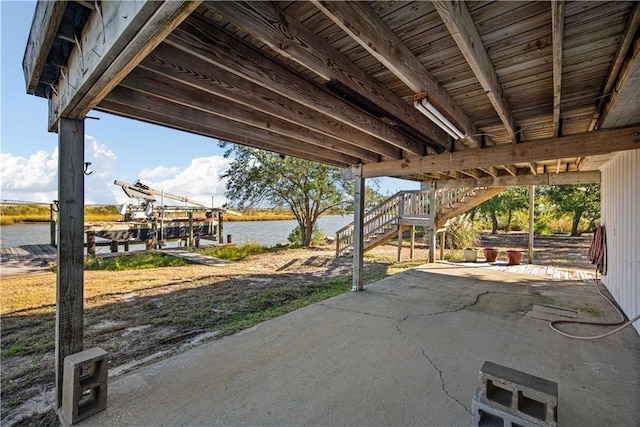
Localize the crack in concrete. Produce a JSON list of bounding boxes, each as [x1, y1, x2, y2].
[[395, 291, 492, 415], [316, 303, 400, 320]]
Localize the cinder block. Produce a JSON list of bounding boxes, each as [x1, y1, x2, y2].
[[473, 361, 557, 427], [61, 348, 108, 425], [472, 386, 545, 427]]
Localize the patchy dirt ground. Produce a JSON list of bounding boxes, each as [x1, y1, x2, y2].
[[1, 235, 593, 425]]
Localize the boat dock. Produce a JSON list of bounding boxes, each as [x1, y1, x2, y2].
[[0, 244, 232, 277], [0, 244, 58, 276]]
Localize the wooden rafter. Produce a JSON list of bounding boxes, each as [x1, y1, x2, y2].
[[118, 68, 380, 162], [502, 165, 518, 176], [23, 0, 67, 94], [590, 3, 640, 130], [552, 0, 565, 138], [433, 0, 517, 141], [46, 1, 201, 131], [362, 126, 640, 178], [100, 90, 356, 167], [203, 1, 450, 153], [311, 0, 481, 149], [435, 171, 601, 189], [141, 43, 401, 161], [167, 15, 427, 156]]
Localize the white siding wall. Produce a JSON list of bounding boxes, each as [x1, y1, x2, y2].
[[600, 149, 640, 334]]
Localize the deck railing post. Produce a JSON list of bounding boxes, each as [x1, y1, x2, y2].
[[55, 117, 85, 410]]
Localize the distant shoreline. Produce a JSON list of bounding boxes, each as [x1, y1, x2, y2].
[[1, 205, 351, 225]]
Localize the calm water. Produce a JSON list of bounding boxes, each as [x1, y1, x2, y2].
[[0, 215, 353, 248]]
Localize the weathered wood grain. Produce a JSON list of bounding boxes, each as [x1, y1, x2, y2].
[[363, 126, 640, 178], [203, 1, 450, 151], [168, 15, 427, 156]]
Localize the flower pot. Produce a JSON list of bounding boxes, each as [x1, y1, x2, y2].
[[506, 250, 524, 265], [483, 248, 499, 262], [463, 248, 478, 262]]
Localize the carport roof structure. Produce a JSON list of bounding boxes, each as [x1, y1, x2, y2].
[[22, 0, 640, 419], [24, 1, 640, 185]]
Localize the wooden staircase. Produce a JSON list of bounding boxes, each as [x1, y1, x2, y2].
[[336, 187, 506, 257]]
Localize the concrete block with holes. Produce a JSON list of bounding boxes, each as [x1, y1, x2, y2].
[[471, 361, 558, 427], [61, 347, 108, 425]]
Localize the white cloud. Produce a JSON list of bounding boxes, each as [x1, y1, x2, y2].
[[0, 149, 58, 202], [1, 139, 231, 207], [138, 166, 182, 180], [0, 135, 117, 204], [133, 156, 230, 207]]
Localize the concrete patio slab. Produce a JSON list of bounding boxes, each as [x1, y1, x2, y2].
[[84, 264, 640, 426]]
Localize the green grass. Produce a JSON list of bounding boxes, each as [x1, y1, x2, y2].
[[192, 242, 281, 261], [84, 253, 187, 271]]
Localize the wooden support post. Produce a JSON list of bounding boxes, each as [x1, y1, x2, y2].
[[428, 184, 436, 263], [397, 225, 403, 262], [352, 165, 365, 291], [440, 231, 445, 260], [50, 203, 57, 246], [55, 117, 85, 409], [86, 232, 96, 257], [529, 185, 535, 264], [188, 211, 194, 248], [218, 212, 224, 244], [410, 226, 415, 260]]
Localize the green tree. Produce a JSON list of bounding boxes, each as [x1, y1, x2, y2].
[[476, 187, 529, 233], [543, 184, 600, 236], [221, 145, 348, 247]]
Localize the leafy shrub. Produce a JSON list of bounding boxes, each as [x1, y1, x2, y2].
[[445, 216, 480, 249], [287, 225, 324, 246]]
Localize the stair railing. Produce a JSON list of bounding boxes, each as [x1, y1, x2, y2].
[[336, 190, 431, 256]]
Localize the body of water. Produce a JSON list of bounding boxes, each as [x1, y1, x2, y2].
[[0, 215, 353, 249]]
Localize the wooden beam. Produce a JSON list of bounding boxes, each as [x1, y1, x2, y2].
[[55, 117, 85, 408], [168, 15, 427, 156], [204, 1, 450, 152], [434, 171, 601, 189], [459, 169, 481, 179], [23, 0, 67, 94], [529, 162, 538, 175], [479, 166, 499, 178], [119, 68, 380, 162], [48, 1, 201, 131], [590, 3, 640, 130], [552, 0, 565, 138], [100, 91, 355, 166], [352, 166, 365, 291], [503, 165, 518, 176], [362, 126, 640, 178], [600, 17, 640, 129], [310, 0, 480, 148], [141, 43, 400, 160], [433, 0, 517, 140]]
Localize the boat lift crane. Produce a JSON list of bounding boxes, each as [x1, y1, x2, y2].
[[113, 180, 239, 247], [113, 180, 240, 215]]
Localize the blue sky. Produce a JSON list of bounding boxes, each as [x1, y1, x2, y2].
[[1, 1, 417, 205]]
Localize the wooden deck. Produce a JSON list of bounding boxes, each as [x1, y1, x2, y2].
[[0, 244, 58, 276], [0, 244, 232, 276], [440, 260, 596, 283]]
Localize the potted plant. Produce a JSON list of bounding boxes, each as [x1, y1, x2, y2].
[[463, 248, 478, 262], [483, 247, 499, 262], [506, 250, 524, 265]]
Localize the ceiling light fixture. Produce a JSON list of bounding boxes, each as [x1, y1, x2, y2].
[[413, 97, 465, 140]]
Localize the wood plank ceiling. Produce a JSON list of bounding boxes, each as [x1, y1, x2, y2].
[[30, 1, 640, 184]]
